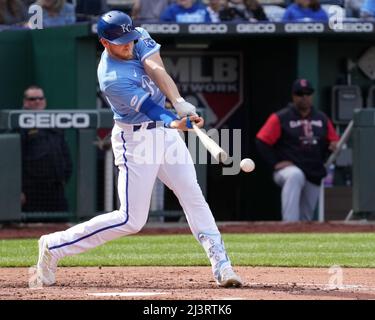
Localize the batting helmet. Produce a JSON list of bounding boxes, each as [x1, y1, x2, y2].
[[97, 11, 141, 45]]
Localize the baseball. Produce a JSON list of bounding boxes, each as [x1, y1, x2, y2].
[[240, 158, 255, 173]]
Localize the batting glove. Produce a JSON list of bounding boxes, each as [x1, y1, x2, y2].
[[172, 98, 197, 117]]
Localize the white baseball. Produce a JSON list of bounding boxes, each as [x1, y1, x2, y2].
[[240, 158, 255, 173]]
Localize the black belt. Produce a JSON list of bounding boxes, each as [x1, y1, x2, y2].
[[133, 122, 157, 132]]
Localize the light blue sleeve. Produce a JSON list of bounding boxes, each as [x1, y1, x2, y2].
[[135, 28, 161, 62], [104, 80, 151, 114]]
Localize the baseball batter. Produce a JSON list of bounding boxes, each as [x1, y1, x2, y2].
[[36, 10, 242, 288]]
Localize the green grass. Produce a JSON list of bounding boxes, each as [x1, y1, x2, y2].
[[1, 233, 375, 268]]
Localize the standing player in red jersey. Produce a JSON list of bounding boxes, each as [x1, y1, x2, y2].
[[256, 79, 340, 221]]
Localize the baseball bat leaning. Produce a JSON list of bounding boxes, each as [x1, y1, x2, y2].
[[192, 123, 228, 163]]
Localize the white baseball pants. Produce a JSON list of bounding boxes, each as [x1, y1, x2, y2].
[[273, 165, 320, 222], [47, 122, 221, 260]]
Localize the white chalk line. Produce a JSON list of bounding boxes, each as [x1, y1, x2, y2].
[[88, 292, 169, 297], [88, 292, 245, 299]]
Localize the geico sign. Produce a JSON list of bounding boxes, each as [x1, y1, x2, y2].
[[188, 24, 228, 33], [333, 22, 374, 32], [237, 23, 276, 33], [19, 113, 90, 128], [140, 24, 180, 33], [285, 23, 324, 33]]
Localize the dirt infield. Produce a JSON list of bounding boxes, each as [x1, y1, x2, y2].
[[1, 221, 375, 300], [1, 266, 375, 300]]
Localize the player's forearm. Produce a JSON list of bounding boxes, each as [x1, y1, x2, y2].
[[144, 55, 196, 116], [150, 70, 198, 116], [139, 97, 178, 127], [148, 67, 182, 104]]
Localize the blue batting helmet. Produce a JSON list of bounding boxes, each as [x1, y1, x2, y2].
[[97, 11, 141, 45]]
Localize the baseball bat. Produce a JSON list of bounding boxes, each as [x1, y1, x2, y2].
[[192, 123, 228, 163]]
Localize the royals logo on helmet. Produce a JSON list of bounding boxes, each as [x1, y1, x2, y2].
[[121, 24, 133, 33]]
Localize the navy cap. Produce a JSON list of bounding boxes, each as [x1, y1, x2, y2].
[[97, 11, 141, 45], [292, 79, 315, 95]]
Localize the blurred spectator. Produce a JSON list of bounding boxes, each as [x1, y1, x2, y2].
[[30, 0, 76, 27], [0, 0, 27, 25], [75, 0, 108, 20], [219, 0, 267, 21], [345, 0, 364, 18], [360, 0, 375, 19], [207, 0, 224, 22], [160, 0, 211, 23], [228, 0, 246, 11], [283, 0, 329, 22], [219, 0, 247, 21], [262, 4, 286, 22], [255, 79, 339, 222], [243, 0, 268, 21], [132, 0, 171, 22], [318, 0, 344, 4], [21, 85, 72, 212]]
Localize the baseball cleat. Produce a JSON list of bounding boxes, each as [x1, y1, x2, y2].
[[36, 235, 58, 286], [216, 266, 243, 288]]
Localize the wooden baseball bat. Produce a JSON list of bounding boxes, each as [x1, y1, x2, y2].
[[192, 123, 228, 163]]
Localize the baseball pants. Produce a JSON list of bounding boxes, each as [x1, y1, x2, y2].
[[46, 122, 221, 259], [273, 165, 320, 222]]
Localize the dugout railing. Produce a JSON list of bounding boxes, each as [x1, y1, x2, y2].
[[318, 109, 375, 222]]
